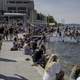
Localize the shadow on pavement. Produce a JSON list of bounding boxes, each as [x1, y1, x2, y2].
[[0, 58, 17, 62], [0, 74, 29, 80]]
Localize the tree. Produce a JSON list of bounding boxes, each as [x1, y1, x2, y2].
[[47, 15, 57, 26]]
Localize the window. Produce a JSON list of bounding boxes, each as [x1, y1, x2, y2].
[[7, 1, 15, 4], [18, 11, 26, 13], [7, 0, 32, 4], [24, 1, 30, 4], [8, 7, 16, 10], [16, 1, 23, 3], [18, 7, 26, 10], [8, 11, 12, 13]]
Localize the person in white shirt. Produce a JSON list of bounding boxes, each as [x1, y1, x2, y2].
[[43, 54, 63, 80], [77, 76, 80, 80]]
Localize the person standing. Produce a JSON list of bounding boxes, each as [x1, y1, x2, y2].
[[39, 32, 46, 45], [9, 26, 14, 40], [0, 34, 2, 51], [0, 26, 4, 39], [4, 26, 9, 40]]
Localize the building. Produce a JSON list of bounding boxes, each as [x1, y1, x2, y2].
[[32, 10, 47, 26], [0, 0, 34, 24], [0, 0, 48, 30]]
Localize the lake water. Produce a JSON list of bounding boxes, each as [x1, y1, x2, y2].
[[48, 41, 80, 65]]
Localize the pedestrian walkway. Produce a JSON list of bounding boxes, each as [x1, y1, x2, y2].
[[0, 41, 43, 80]]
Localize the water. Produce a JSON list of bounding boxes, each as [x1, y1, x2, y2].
[[48, 41, 80, 65]]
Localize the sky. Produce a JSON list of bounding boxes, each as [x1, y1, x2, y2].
[[34, 0, 80, 24]]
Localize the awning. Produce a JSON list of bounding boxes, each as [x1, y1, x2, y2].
[[4, 13, 26, 16]]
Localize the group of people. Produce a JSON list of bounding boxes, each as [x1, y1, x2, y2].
[[11, 36, 24, 51], [53, 26, 80, 42], [12, 32, 47, 67], [9, 27, 80, 80], [15, 32, 64, 80], [0, 23, 80, 80], [0, 25, 19, 41], [43, 54, 80, 80], [10, 32, 46, 64], [64, 27, 80, 40]]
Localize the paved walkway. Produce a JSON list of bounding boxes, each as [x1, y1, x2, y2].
[[0, 41, 43, 80]]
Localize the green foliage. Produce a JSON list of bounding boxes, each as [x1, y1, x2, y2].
[[47, 15, 57, 26], [47, 16, 56, 23], [36, 13, 58, 26]]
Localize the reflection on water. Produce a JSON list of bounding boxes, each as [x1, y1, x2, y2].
[[49, 42, 80, 64]]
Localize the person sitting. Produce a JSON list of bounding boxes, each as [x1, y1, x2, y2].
[[17, 38, 24, 50], [34, 44, 46, 67], [43, 54, 64, 80], [32, 46, 44, 66], [32, 40, 37, 53], [19, 38, 24, 48], [24, 42, 32, 55], [11, 37, 18, 51], [40, 44, 46, 54]]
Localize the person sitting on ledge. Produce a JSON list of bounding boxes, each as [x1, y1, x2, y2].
[[43, 54, 64, 80], [40, 44, 46, 54], [11, 37, 18, 51], [32, 45, 44, 66]]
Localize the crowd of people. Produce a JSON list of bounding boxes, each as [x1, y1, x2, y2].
[[0, 24, 80, 80], [11, 32, 48, 67], [0, 25, 19, 41], [56, 26, 80, 42], [10, 30, 65, 80], [11, 32, 80, 80]]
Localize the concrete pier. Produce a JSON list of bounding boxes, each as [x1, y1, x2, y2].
[[0, 41, 43, 80]]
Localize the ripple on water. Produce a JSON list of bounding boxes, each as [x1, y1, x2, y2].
[[49, 42, 80, 64]]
